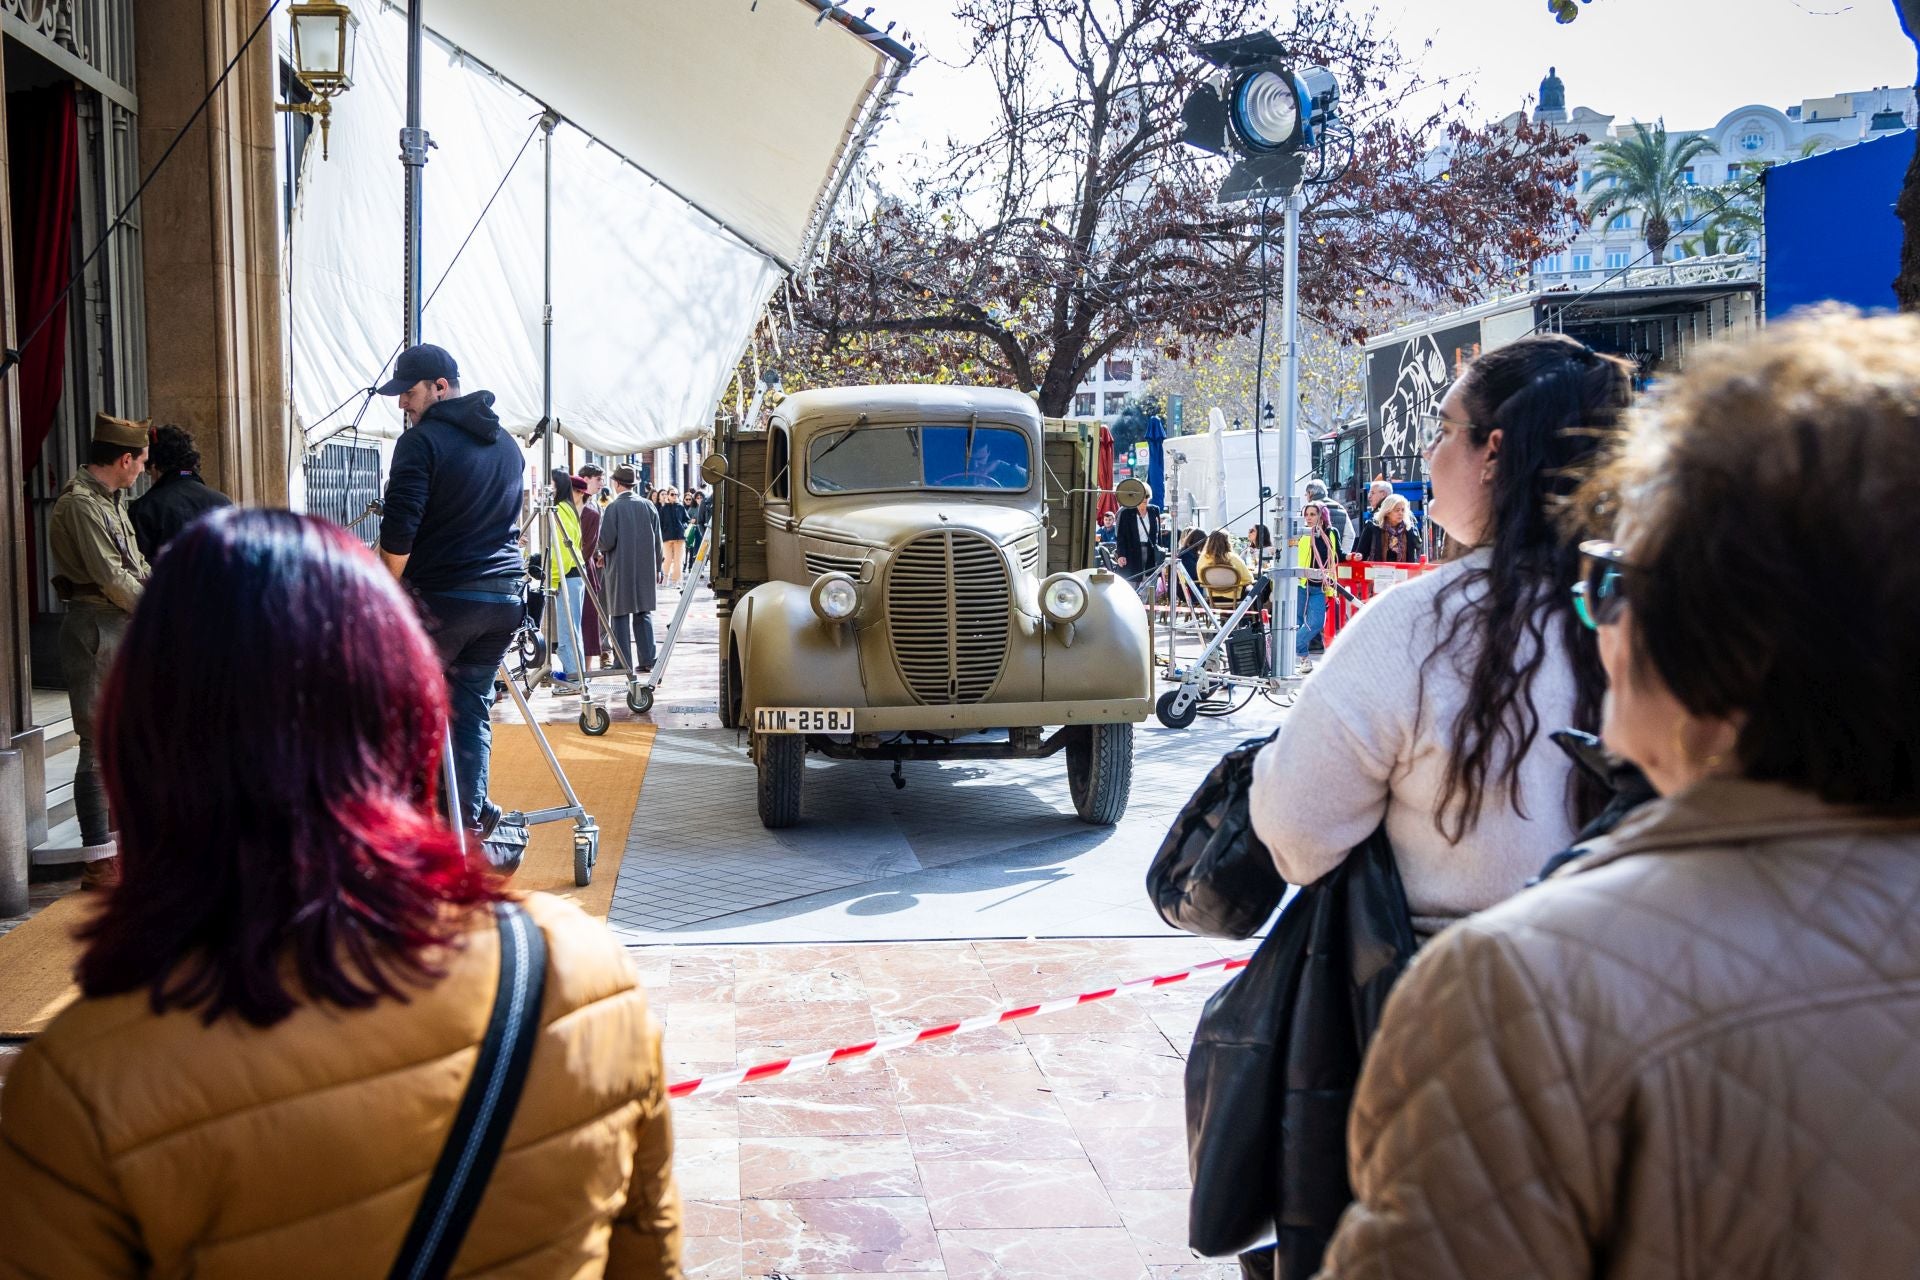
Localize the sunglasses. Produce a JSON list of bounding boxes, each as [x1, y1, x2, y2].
[[1571, 540, 1633, 631]]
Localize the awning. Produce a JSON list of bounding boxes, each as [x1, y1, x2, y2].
[[423, 0, 910, 268], [289, 0, 908, 456]]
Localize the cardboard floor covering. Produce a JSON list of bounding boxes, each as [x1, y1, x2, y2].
[[0, 719, 653, 1039]]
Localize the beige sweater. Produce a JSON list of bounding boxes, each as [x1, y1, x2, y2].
[[1249, 550, 1581, 933]]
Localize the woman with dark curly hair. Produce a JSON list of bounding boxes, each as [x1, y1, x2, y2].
[[0, 509, 681, 1277], [1321, 306, 1920, 1280], [1250, 334, 1633, 937]]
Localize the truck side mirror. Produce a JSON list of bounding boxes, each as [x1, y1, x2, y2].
[[700, 454, 729, 486], [1114, 477, 1150, 507]]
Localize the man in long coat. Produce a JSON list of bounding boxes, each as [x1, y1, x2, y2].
[[598, 464, 663, 672]]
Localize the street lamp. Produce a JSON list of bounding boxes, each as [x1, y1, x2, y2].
[[278, 2, 361, 160]]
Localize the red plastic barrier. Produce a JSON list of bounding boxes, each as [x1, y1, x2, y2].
[[1322, 559, 1439, 643]]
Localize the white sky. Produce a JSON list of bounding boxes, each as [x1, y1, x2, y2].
[[872, 0, 1917, 163]]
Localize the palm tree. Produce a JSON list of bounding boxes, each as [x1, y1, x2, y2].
[[1678, 184, 1762, 259], [1582, 121, 1718, 265]]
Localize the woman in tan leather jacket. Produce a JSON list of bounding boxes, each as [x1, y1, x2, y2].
[[1320, 308, 1920, 1279], [0, 509, 681, 1279]]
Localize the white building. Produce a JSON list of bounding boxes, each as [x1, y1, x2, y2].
[[1501, 70, 1916, 286], [1069, 347, 1156, 423]]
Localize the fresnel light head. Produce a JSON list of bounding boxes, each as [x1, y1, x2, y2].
[[1180, 32, 1341, 202]]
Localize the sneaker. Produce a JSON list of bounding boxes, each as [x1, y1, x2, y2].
[[551, 680, 585, 696], [1294, 659, 1314, 675]]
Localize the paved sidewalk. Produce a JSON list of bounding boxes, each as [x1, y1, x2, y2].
[[645, 935, 1245, 1279], [502, 576, 1296, 944]]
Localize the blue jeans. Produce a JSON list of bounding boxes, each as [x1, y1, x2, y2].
[[417, 590, 521, 831], [1296, 585, 1327, 658], [554, 573, 585, 678]]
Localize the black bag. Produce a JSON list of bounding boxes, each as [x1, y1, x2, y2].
[[1184, 828, 1417, 1269], [1226, 621, 1268, 678], [1146, 734, 1286, 940], [387, 902, 548, 1280], [480, 811, 530, 876]]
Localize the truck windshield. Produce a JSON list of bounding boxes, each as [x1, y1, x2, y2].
[[807, 424, 1032, 494]]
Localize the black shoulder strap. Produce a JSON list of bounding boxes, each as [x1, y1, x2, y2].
[[388, 901, 549, 1280]]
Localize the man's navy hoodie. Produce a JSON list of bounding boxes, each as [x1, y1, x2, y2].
[[378, 390, 524, 592]]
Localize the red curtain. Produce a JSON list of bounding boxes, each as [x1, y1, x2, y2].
[[1096, 424, 1117, 520], [8, 84, 79, 477]]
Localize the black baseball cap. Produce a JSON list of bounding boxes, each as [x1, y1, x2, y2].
[[376, 343, 459, 396]]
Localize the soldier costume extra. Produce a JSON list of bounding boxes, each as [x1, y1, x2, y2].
[[48, 413, 152, 869]]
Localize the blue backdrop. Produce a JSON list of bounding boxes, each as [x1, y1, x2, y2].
[[1766, 130, 1915, 318]]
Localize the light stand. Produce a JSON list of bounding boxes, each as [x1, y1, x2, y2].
[[400, 2, 599, 881], [1272, 186, 1305, 679], [1178, 34, 1349, 684]]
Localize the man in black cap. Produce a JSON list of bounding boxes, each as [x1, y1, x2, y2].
[[376, 343, 525, 837]]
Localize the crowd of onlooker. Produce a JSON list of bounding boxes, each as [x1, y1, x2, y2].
[[543, 473, 709, 690], [1096, 468, 1430, 671], [2, 308, 1917, 1280]]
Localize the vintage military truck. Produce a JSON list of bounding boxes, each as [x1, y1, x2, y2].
[[705, 384, 1152, 829]]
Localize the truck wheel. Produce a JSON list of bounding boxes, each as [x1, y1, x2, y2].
[[720, 643, 742, 729], [1067, 722, 1132, 826], [756, 733, 804, 828]]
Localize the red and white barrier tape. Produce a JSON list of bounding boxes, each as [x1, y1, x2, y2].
[[667, 952, 1250, 1099]]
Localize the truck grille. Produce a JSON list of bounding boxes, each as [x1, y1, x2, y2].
[[886, 532, 1010, 704], [804, 550, 866, 578]]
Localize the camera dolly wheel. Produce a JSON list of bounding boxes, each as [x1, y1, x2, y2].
[[1156, 687, 1200, 730], [518, 629, 548, 666], [627, 684, 654, 715], [573, 823, 599, 887], [579, 703, 611, 736]]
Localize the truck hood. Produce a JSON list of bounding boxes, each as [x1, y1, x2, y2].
[[799, 502, 1041, 549]]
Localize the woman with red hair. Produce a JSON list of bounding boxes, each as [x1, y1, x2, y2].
[[0, 509, 682, 1278]]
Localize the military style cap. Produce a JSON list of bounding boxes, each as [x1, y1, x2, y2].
[[92, 413, 150, 450]]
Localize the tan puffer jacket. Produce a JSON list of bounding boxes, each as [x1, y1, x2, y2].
[[0, 892, 680, 1279], [1321, 779, 1920, 1280]]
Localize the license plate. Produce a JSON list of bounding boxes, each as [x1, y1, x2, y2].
[[754, 706, 855, 734]]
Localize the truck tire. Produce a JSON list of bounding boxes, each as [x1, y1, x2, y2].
[[756, 732, 804, 828], [720, 641, 743, 729], [1067, 722, 1132, 826]]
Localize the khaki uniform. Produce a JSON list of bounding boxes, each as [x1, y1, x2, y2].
[[48, 468, 149, 845]]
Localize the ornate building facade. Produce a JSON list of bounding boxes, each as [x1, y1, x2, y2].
[[1505, 68, 1917, 286], [0, 0, 284, 905]]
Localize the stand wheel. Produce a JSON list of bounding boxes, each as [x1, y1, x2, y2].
[[579, 703, 611, 736], [627, 684, 654, 715], [573, 828, 598, 887], [519, 630, 548, 666], [756, 733, 805, 829], [1156, 688, 1199, 730]]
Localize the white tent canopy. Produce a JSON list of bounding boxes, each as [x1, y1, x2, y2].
[[290, 0, 906, 455], [421, 0, 902, 268]]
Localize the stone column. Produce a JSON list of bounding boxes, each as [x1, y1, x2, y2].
[[136, 0, 286, 506], [0, 50, 49, 906]]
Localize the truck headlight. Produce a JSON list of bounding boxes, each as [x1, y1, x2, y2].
[[1040, 573, 1089, 624], [810, 572, 860, 622]]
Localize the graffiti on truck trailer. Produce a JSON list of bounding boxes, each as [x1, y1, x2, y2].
[[1366, 320, 1483, 480]]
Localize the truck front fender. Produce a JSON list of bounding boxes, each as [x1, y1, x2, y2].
[[729, 581, 867, 715]]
